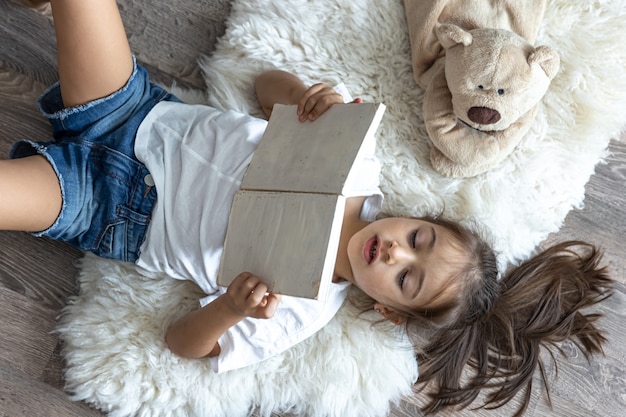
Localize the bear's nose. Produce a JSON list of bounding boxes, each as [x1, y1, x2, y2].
[[467, 107, 501, 125]]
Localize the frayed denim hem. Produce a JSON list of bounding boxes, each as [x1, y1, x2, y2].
[[37, 56, 139, 122]]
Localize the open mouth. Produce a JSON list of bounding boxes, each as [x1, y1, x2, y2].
[[363, 236, 379, 264]]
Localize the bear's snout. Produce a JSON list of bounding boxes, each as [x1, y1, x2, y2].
[[467, 107, 501, 125]]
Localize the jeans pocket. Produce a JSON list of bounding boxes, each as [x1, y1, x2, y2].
[[97, 219, 127, 260], [95, 205, 151, 263]]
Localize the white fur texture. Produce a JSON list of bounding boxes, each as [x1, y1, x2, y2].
[[58, 0, 626, 416], [201, 0, 626, 269], [58, 254, 416, 417]]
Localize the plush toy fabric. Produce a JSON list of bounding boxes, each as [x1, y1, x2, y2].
[[404, 0, 560, 177]]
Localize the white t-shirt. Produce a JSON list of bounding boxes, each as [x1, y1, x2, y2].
[[134, 101, 383, 372]]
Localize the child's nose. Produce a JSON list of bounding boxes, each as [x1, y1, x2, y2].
[[384, 241, 411, 264]]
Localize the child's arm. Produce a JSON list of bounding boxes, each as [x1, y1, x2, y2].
[[255, 70, 361, 122], [165, 272, 281, 358]]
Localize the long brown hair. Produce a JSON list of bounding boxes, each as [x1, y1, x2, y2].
[[408, 218, 614, 416]]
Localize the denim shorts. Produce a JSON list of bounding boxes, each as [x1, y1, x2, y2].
[[10, 59, 180, 262]]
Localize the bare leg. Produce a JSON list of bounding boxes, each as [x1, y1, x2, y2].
[[0, 156, 62, 232], [50, 0, 133, 107], [0, 1, 132, 232]]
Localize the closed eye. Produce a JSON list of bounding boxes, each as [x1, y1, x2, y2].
[[409, 229, 418, 248], [398, 270, 407, 289], [429, 226, 436, 249]]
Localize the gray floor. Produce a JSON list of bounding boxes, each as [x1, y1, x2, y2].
[[1, 1, 625, 416]]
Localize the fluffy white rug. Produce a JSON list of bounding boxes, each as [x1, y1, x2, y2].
[[58, 254, 416, 417], [57, 0, 626, 416], [201, 0, 626, 268]]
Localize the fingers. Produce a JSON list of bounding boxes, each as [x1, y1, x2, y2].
[[229, 272, 260, 297], [226, 272, 281, 319], [297, 83, 345, 122], [262, 293, 282, 318]]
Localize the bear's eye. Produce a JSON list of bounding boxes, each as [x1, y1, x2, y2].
[[497, 88, 505, 95], [477, 85, 484, 90]]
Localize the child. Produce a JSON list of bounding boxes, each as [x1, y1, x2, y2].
[[2, 1, 614, 415]]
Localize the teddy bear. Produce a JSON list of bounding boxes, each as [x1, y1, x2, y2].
[[403, 0, 560, 177]]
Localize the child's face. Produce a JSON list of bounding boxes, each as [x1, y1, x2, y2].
[[347, 217, 468, 314]]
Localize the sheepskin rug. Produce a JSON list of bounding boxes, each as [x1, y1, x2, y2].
[[57, 0, 626, 416], [58, 254, 415, 417], [201, 0, 626, 268]]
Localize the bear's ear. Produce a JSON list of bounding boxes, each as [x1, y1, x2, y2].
[[437, 23, 473, 49], [528, 45, 560, 79]]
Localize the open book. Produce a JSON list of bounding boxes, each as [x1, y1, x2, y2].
[[217, 102, 386, 299]]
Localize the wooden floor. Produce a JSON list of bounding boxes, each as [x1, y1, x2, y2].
[[0, 1, 624, 416]]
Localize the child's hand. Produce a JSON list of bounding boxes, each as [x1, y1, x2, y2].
[[223, 272, 282, 319], [297, 83, 363, 122]]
